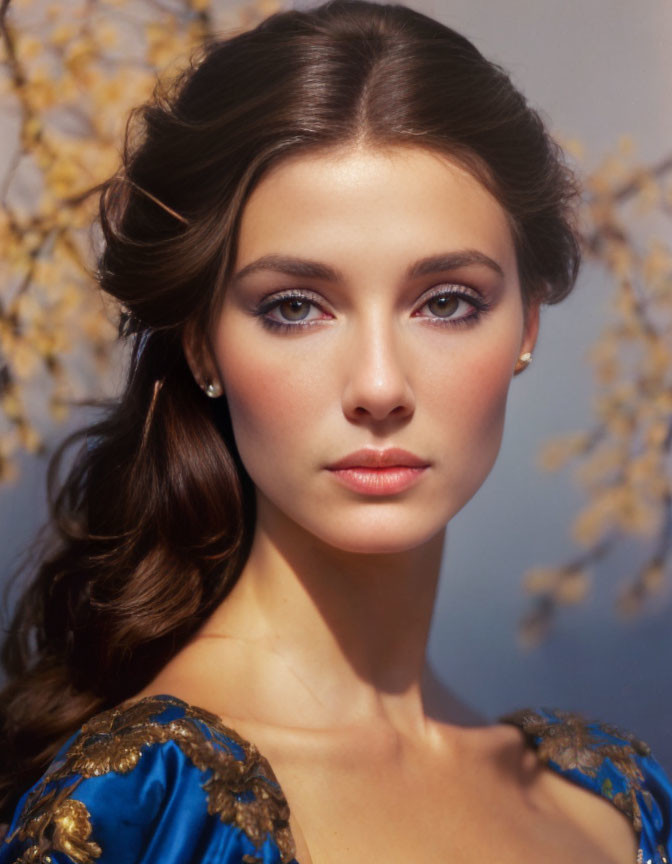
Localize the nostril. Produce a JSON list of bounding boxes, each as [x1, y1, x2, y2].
[[351, 400, 414, 422]]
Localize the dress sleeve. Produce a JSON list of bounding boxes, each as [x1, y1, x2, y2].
[[0, 695, 298, 864], [499, 707, 671, 864], [633, 745, 672, 863]]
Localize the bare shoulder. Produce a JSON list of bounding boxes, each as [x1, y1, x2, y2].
[[537, 762, 638, 862], [415, 714, 637, 864], [493, 708, 642, 864]]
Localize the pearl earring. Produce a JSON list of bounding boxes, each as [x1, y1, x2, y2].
[[514, 352, 533, 375], [204, 380, 222, 398]]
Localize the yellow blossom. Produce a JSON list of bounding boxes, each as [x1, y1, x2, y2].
[[588, 336, 622, 385], [617, 135, 636, 158], [523, 567, 560, 594], [96, 23, 119, 50], [588, 154, 629, 194], [49, 396, 71, 423], [554, 568, 590, 606], [641, 562, 665, 594], [560, 137, 585, 162], [1, 389, 23, 422], [46, 157, 83, 199], [15, 34, 43, 61], [640, 339, 671, 380], [571, 502, 610, 547], [635, 172, 661, 213], [537, 431, 591, 472], [17, 422, 43, 454], [572, 443, 626, 489], [606, 244, 634, 280], [15, 292, 45, 324], [0, 430, 19, 460], [0, 456, 20, 486], [652, 390, 672, 415], [643, 240, 672, 285], [624, 451, 669, 500], [614, 490, 662, 538], [49, 24, 79, 48], [23, 116, 43, 146], [9, 341, 41, 379]]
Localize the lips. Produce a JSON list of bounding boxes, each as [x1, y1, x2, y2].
[[325, 449, 429, 496], [326, 448, 430, 470]]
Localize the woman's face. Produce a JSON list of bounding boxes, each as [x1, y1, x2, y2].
[[197, 144, 538, 554]]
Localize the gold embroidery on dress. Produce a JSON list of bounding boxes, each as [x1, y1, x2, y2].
[[10, 783, 100, 864], [499, 707, 652, 833], [7, 695, 296, 864]]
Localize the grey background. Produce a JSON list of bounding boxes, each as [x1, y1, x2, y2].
[[1, 0, 671, 769]]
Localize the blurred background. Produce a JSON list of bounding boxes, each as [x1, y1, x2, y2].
[[1, 0, 671, 767]]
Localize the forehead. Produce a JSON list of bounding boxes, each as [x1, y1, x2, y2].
[[234, 144, 517, 280]]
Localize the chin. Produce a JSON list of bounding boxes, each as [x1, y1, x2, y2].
[[256, 478, 485, 556], [299, 515, 449, 556]]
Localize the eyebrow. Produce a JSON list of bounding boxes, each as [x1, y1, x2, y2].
[[230, 249, 505, 286]]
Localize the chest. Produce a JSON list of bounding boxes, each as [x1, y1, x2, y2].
[[273, 757, 637, 864]]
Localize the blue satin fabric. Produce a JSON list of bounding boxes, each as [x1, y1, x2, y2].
[[498, 707, 672, 864], [11, 739, 285, 864], [1, 696, 297, 864], [1, 695, 670, 863]]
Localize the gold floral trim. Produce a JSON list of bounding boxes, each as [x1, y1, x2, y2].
[[499, 707, 654, 833], [6, 695, 297, 864]]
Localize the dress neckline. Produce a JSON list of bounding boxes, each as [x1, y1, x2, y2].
[[115, 693, 646, 864]]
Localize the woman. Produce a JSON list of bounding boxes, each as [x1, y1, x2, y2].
[[0, 1, 670, 862]]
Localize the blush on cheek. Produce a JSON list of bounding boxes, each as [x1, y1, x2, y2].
[[221, 364, 282, 439], [446, 345, 514, 486], [468, 363, 512, 475], [215, 339, 317, 472]]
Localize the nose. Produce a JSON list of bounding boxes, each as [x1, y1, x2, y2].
[[341, 315, 416, 423]]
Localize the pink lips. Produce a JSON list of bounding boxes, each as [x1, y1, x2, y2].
[[326, 448, 430, 496]]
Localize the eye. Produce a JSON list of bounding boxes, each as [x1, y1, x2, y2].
[[414, 287, 489, 327], [255, 291, 331, 331], [273, 298, 316, 322], [424, 294, 462, 318]]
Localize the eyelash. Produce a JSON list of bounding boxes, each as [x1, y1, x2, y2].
[[254, 287, 493, 333]]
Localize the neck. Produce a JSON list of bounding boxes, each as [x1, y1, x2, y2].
[[196, 494, 447, 738]]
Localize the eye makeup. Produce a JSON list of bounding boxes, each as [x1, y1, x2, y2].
[[252, 284, 494, 334], [253, 289, 333, 332], [413, 285, 494, 329]]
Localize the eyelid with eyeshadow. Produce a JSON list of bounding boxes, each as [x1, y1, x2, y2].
[[253, 284, 493, 332], [254, 289, 334, 327]]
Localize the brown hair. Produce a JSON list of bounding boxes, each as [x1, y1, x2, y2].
[[0, 0, 581, 820]]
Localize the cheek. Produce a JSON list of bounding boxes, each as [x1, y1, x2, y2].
[[466, 364, 511, 464], [461, 350, 512, 428], [425, 331, 516, 489], [214, 330, 323, 465]]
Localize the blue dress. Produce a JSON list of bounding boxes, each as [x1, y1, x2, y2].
[[1, 694, 670, 864]]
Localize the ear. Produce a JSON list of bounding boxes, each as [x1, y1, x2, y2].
[[182, 319, 223, 395], [513, 298, 541, 377], [521, 298, 541, 357]]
